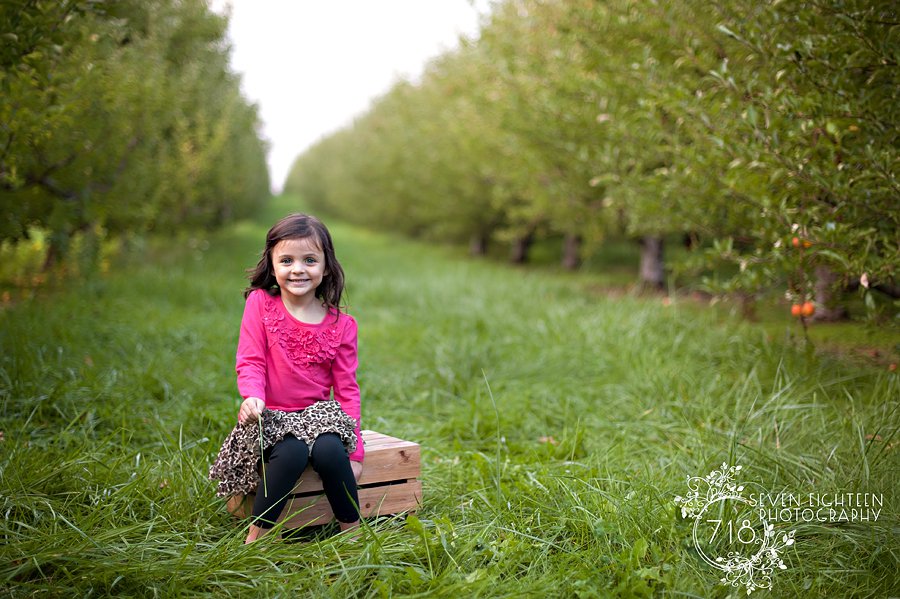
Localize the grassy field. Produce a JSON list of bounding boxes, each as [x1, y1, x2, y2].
[[1, 196, 898, 597]]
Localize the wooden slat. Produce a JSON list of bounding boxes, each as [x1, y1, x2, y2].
[[366, 438, 417, 450], [357, 480, 422, 515], [359, 430, 391, 444], [278, 480, 422, 528], [360, 430, 420, 446], [231, 481, 423, 526], [356, 441, 419, 485]]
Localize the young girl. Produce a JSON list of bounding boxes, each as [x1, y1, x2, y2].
[[209, 213, 364, 543]]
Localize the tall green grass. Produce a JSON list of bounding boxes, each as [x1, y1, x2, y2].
[[1, 197, 897, 597]]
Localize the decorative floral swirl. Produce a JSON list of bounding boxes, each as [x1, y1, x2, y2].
[[674, 463, 745, 519], [674, 463, 796, 595], [262, 296, 342, 368], [715, 526, 795, 595]]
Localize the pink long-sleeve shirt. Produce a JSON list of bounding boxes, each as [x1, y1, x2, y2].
[[236, 289, 364, 462]]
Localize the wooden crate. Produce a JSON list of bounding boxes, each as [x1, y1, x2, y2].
[[226, 430, 421, 527]]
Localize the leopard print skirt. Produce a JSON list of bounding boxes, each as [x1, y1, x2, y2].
[[208, 400, 358, 498]]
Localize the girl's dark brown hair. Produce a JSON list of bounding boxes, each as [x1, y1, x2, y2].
[[244, 213, 345, 313]]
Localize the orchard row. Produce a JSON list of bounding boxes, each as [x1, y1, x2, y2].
[[286, 0, 897, 316], [1, 0, 269, 268]]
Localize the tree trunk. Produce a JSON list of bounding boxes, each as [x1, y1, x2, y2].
[[561, 233, 582, 270], [639, 235, 665, 290], [736, 292, 757, 321], [812, 265, 848, 321], [510, 231, 534, 264], [682, 232, 699, 251], [42, 229, 71, 272], [469, 233, 488, 257], [42, 240, 61, 272]]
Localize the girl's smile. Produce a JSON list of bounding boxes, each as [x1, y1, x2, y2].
[[272, 237, 327, 304]]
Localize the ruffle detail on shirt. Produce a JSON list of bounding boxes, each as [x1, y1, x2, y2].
[[261, 295, 342, 368], [208, 400, 358, 498]]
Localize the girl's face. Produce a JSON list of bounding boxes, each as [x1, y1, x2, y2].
[[271, 237, 327, 303]]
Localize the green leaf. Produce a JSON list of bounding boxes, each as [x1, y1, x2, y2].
[[405, 514, 425, 535], [716, 24, 745, 43], [864, 291, 875, 311], [816, 249, 850, 269], [632, 537, 649, 561]]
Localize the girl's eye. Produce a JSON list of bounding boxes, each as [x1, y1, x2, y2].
[[305, 258, 317, 264], [280, 258, 291, 264]]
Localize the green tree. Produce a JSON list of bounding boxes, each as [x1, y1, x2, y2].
[[667, 0, 899, 316], [1, 0, 269, 269]]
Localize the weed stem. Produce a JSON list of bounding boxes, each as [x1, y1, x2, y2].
[[258, 414, 268, 497]]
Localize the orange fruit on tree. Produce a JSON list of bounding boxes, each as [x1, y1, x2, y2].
[[791, 237, 801, 247], [801, 302, 815, 317], [791, 304, 802, 317]]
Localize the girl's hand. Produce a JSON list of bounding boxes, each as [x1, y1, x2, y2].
[[350, 460, 363, 482], [238, 396, 265, 425]]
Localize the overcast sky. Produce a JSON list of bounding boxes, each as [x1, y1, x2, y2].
[[210, 1, 488, 193]]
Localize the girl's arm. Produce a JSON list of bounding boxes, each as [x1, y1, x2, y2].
[[236, 291, 268, 418], [333, 315, 364, 462]]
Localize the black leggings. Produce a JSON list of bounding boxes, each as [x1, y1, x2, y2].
[[251, 433, 359, 527]]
